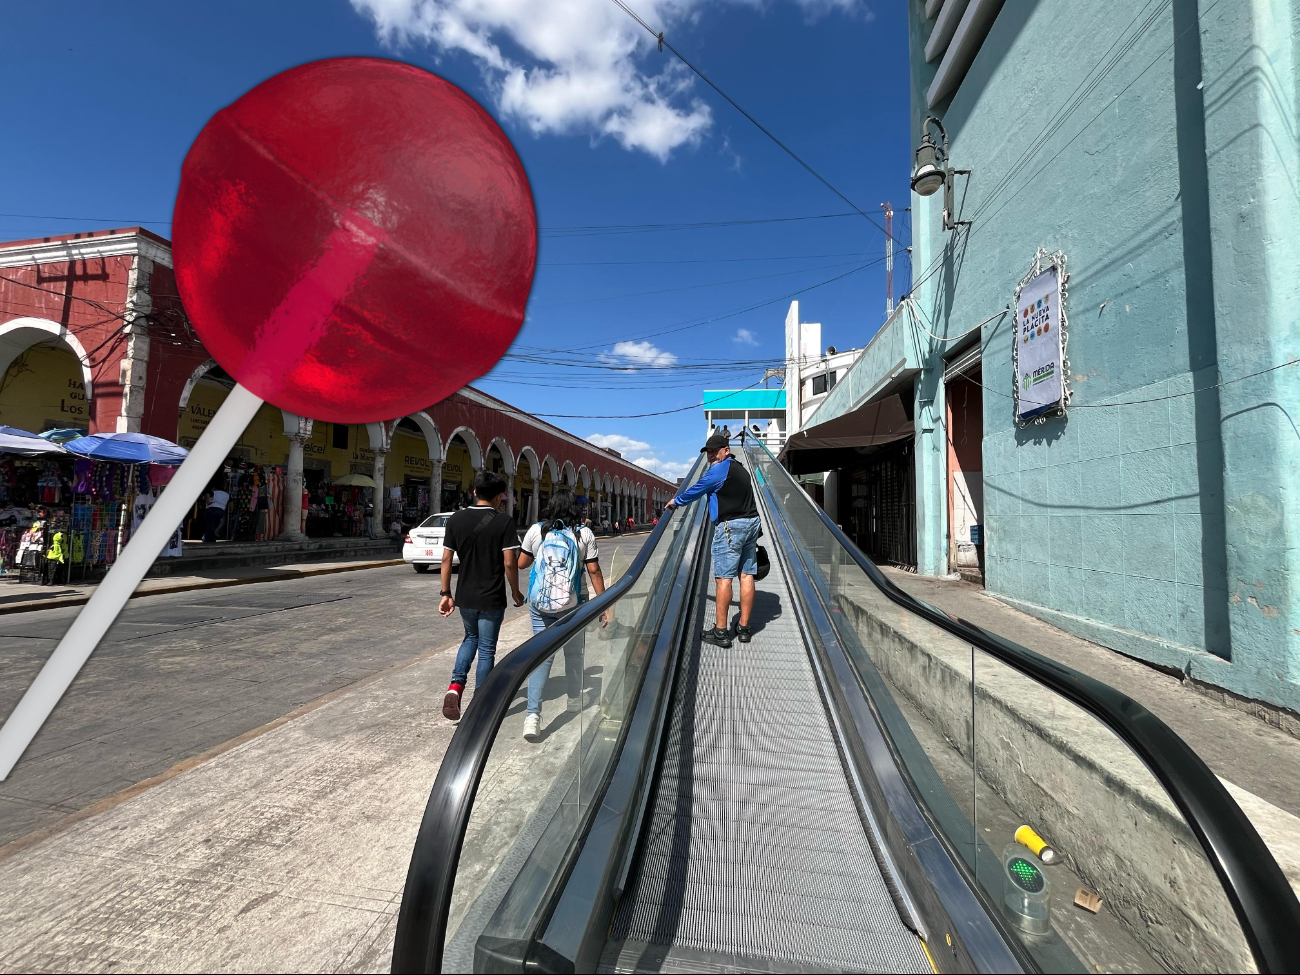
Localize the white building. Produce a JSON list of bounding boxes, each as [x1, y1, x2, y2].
[[784, 300, 863, 437]]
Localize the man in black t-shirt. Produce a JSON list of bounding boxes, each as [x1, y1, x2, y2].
[[441, 470, 524, 721]]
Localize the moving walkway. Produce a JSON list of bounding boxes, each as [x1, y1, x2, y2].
[[390, 444, 1300, 974]]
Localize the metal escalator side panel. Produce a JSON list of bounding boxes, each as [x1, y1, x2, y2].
[[390, 456, 709, 975], [749, 447, 1028, 974]]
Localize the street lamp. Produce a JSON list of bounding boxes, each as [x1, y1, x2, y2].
[[910, 115, 970, 231]]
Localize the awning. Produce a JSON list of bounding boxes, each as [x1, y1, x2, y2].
[[780, 393, 914, 475]]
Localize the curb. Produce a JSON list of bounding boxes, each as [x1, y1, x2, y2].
[[0, 559, 407, 616]]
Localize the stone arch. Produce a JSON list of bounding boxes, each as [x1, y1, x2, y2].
[[603, 473, 613, 494], [177, 358, 219, 411], [486, 435, 515, 476], [541, 454, 560, 484], [561, 459, 577, 487], [577, 464, 590, 492], [0, 317, 95, 405], [391, 412, 443, 463], [517, 445, 541, 481], [446, 426, 483, 470]]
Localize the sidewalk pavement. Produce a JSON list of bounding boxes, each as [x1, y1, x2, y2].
[[0, 557, 406, 615], [0, 612, 539, 974], [883, 567, 1300, 894]]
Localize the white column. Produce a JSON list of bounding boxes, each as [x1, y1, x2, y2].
[[370, 449, 387, 537], [279, 417, 311, 540], [529, 487, 540, 523], [430, 465, 442, 514], [505, 473, 515, 516], [117, 255, 153, 433]]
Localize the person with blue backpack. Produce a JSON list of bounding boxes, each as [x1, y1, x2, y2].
[[517, 488, 609, 742]]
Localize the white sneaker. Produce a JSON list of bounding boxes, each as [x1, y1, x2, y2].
[[523, 713, 542, 741]]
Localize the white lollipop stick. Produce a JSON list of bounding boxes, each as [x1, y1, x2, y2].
[[0, 384, 264, 780]]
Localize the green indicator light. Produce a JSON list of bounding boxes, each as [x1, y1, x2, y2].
[[1008, 856, 1045, 893]]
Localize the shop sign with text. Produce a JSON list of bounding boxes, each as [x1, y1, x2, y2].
[[1013, 250, 1070, 425]]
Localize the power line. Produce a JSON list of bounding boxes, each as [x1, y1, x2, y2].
[[528, 257, 871, 308], [522, 376, 770, 419], [948, 354, 1299, 411], [607, 0, 904, 249], [519, 259, 878, 353], [539, 250, 872, 266], [540, 212, 859, 236]]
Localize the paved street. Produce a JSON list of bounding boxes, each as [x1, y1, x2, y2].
[[0, 534, 648, 850]]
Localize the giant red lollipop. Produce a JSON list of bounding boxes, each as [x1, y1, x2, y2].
[[173, 57, 536, 422], [0, 58, 537, 779]]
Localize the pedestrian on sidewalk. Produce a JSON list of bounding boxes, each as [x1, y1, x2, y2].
[[203, 483, 230, 544], [441, 470, 525, 721], [627, 515, 635, 533], [664, 433, 759, 647], [516, 488, 609, 742]]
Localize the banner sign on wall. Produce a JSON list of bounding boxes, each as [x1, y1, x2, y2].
[[1013, 250, 1070, 425]]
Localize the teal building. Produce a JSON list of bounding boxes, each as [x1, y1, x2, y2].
[[789, 0, 1300, 717]]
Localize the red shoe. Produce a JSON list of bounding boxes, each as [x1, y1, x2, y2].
[[443, 685, 463, 721]]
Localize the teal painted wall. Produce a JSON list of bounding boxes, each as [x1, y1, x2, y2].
[[900, 0, 1300, 711]]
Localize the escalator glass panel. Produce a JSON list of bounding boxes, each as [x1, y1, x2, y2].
[[442, 501, 701, 972]]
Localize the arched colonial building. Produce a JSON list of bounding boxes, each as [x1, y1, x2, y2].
[[0, 228, 675, 537]]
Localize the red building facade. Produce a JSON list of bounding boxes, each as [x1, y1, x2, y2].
[[0, 229, 674, 530]]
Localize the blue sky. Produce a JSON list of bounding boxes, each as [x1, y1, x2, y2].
[[1, 0, 910, 479]]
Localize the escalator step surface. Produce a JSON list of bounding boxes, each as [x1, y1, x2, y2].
[[608, 515, 929, 973]]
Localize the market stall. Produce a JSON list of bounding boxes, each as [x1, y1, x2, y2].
[[50, 432, 191, 585], [305, 473, 374, 538]]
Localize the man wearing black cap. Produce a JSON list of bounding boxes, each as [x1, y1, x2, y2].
[[665, 433, 760, 646]]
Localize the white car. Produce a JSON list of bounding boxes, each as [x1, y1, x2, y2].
[[403, 513, 460, 573]]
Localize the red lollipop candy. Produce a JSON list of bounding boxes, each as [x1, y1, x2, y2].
[[172, 57, 537, 422], [0, 59, 538, 781]]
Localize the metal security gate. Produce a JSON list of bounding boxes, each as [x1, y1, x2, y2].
[[846, 440, 916, 570]]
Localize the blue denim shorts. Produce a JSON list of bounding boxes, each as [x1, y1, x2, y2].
[[711, 516, 760, 579]]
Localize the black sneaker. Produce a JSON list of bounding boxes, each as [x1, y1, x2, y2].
[[701, 626, 733, 648], [735, 624, 753, 644]]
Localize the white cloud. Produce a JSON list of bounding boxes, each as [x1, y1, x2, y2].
[[350, 0, 713, 160], [598, 340, 677, 369], [733, 328, 759, 345], [633, 455, 694, 479], [587, 433, 691, 479], [587, 433, 652, 453], [793, 0, 874, 23], [350, 1, 866, 160]]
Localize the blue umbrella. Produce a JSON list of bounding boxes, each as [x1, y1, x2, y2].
[[63, 432, 188, 466], [0, 427, 67, 456], [38, 428, 88, 443]]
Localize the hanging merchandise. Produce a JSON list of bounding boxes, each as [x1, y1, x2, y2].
[[147, 464, 178, 487], [132, 492, 183, 558]]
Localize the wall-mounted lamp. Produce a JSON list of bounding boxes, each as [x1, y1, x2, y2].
[[910, 116, 970, 231]]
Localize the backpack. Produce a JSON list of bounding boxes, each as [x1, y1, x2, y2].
[[528, 521, 582, 615]]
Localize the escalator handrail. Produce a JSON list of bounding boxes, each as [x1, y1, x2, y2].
[[391, 458, 705, 975], [749, 442, 1300, 974]]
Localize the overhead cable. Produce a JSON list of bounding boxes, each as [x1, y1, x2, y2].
[[607, 0, 905, 249]]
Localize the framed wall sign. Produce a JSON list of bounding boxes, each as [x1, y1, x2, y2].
[[1013, 249, 1070, 425]]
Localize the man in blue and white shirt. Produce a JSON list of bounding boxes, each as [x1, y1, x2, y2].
[[665, 433, 760, 647]]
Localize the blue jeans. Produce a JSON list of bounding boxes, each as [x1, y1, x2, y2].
[[711, 516, 761, 579], [451, 607, 506, 689], [525, 607, 587, 716]]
